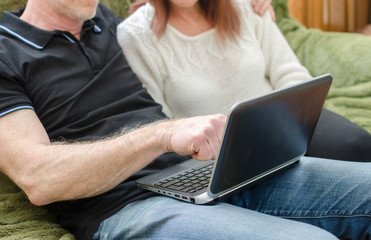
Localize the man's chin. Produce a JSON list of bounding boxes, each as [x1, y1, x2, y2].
[[70, 9, 97, 22]]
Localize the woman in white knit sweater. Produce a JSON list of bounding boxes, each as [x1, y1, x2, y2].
[[117, 0, 371, 161], [118, 0, 309, 118]]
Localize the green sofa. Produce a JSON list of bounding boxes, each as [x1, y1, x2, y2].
[[1, 0, 370, 239], [272, 1, 371, 133]]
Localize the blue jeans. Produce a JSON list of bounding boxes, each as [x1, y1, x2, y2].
[[93, 157, 371, 240]]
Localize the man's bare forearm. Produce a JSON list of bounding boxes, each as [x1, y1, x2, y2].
[[0, 110, 226, 206], [5, 120, 167, 205]]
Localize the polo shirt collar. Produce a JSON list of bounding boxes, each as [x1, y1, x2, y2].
[[0, 9, 102, 50]]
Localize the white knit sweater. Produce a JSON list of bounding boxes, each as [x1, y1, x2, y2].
[[117, 0, 312, 118]]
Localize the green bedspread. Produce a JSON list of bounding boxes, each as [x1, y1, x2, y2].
[[284, 23, 371, 132], [0, 173, 75, 240], [273, 0, 371, 133], [0, 0, 370, 239]]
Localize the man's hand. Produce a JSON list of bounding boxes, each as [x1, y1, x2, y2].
[[251, 0, 276, 21], [160, 114, 227, 161]]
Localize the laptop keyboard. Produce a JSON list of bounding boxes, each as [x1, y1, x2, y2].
[[154, 163, 214, 193]]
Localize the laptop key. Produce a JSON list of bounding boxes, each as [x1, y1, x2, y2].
[[168, 185, 186, 191], [154, 163, 214, 194]]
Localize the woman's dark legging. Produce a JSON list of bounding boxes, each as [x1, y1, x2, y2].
[[306, 109, 371, 162]]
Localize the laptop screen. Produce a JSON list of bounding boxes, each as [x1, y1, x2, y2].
[[210, 75, 332, 195]]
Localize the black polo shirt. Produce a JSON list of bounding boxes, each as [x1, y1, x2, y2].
[[0, 4, 189, 240]]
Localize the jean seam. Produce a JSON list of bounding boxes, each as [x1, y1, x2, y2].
[[284, 214, 371, 219], [262, 209, 371, 220]]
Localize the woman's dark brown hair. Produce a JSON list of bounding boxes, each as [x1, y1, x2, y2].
[[129, 0, 241, 43]]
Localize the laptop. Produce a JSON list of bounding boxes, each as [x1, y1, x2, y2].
[[136, 74, 333, 204]]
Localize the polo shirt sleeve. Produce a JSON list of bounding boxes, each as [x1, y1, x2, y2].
[[0, 58, 34, 117]]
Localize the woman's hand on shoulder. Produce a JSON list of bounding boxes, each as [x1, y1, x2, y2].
[[251, 0, 276, 21]]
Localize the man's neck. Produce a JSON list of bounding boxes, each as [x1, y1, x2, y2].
[[20, 1, 83, 40]]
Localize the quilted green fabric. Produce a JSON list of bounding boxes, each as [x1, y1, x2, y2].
[[0, 0, 370, 239], [0, 174, 75, 240]]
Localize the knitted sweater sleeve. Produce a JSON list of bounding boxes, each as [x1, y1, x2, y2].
[[241, 1, 312, 89], [116, 11, 173, 118]]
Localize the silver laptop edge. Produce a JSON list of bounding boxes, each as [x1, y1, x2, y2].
[[206, 157, 300, 202]]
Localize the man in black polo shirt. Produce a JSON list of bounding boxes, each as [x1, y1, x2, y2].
[[0, 1, 370, 240], [0, 0, 226, 238]]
